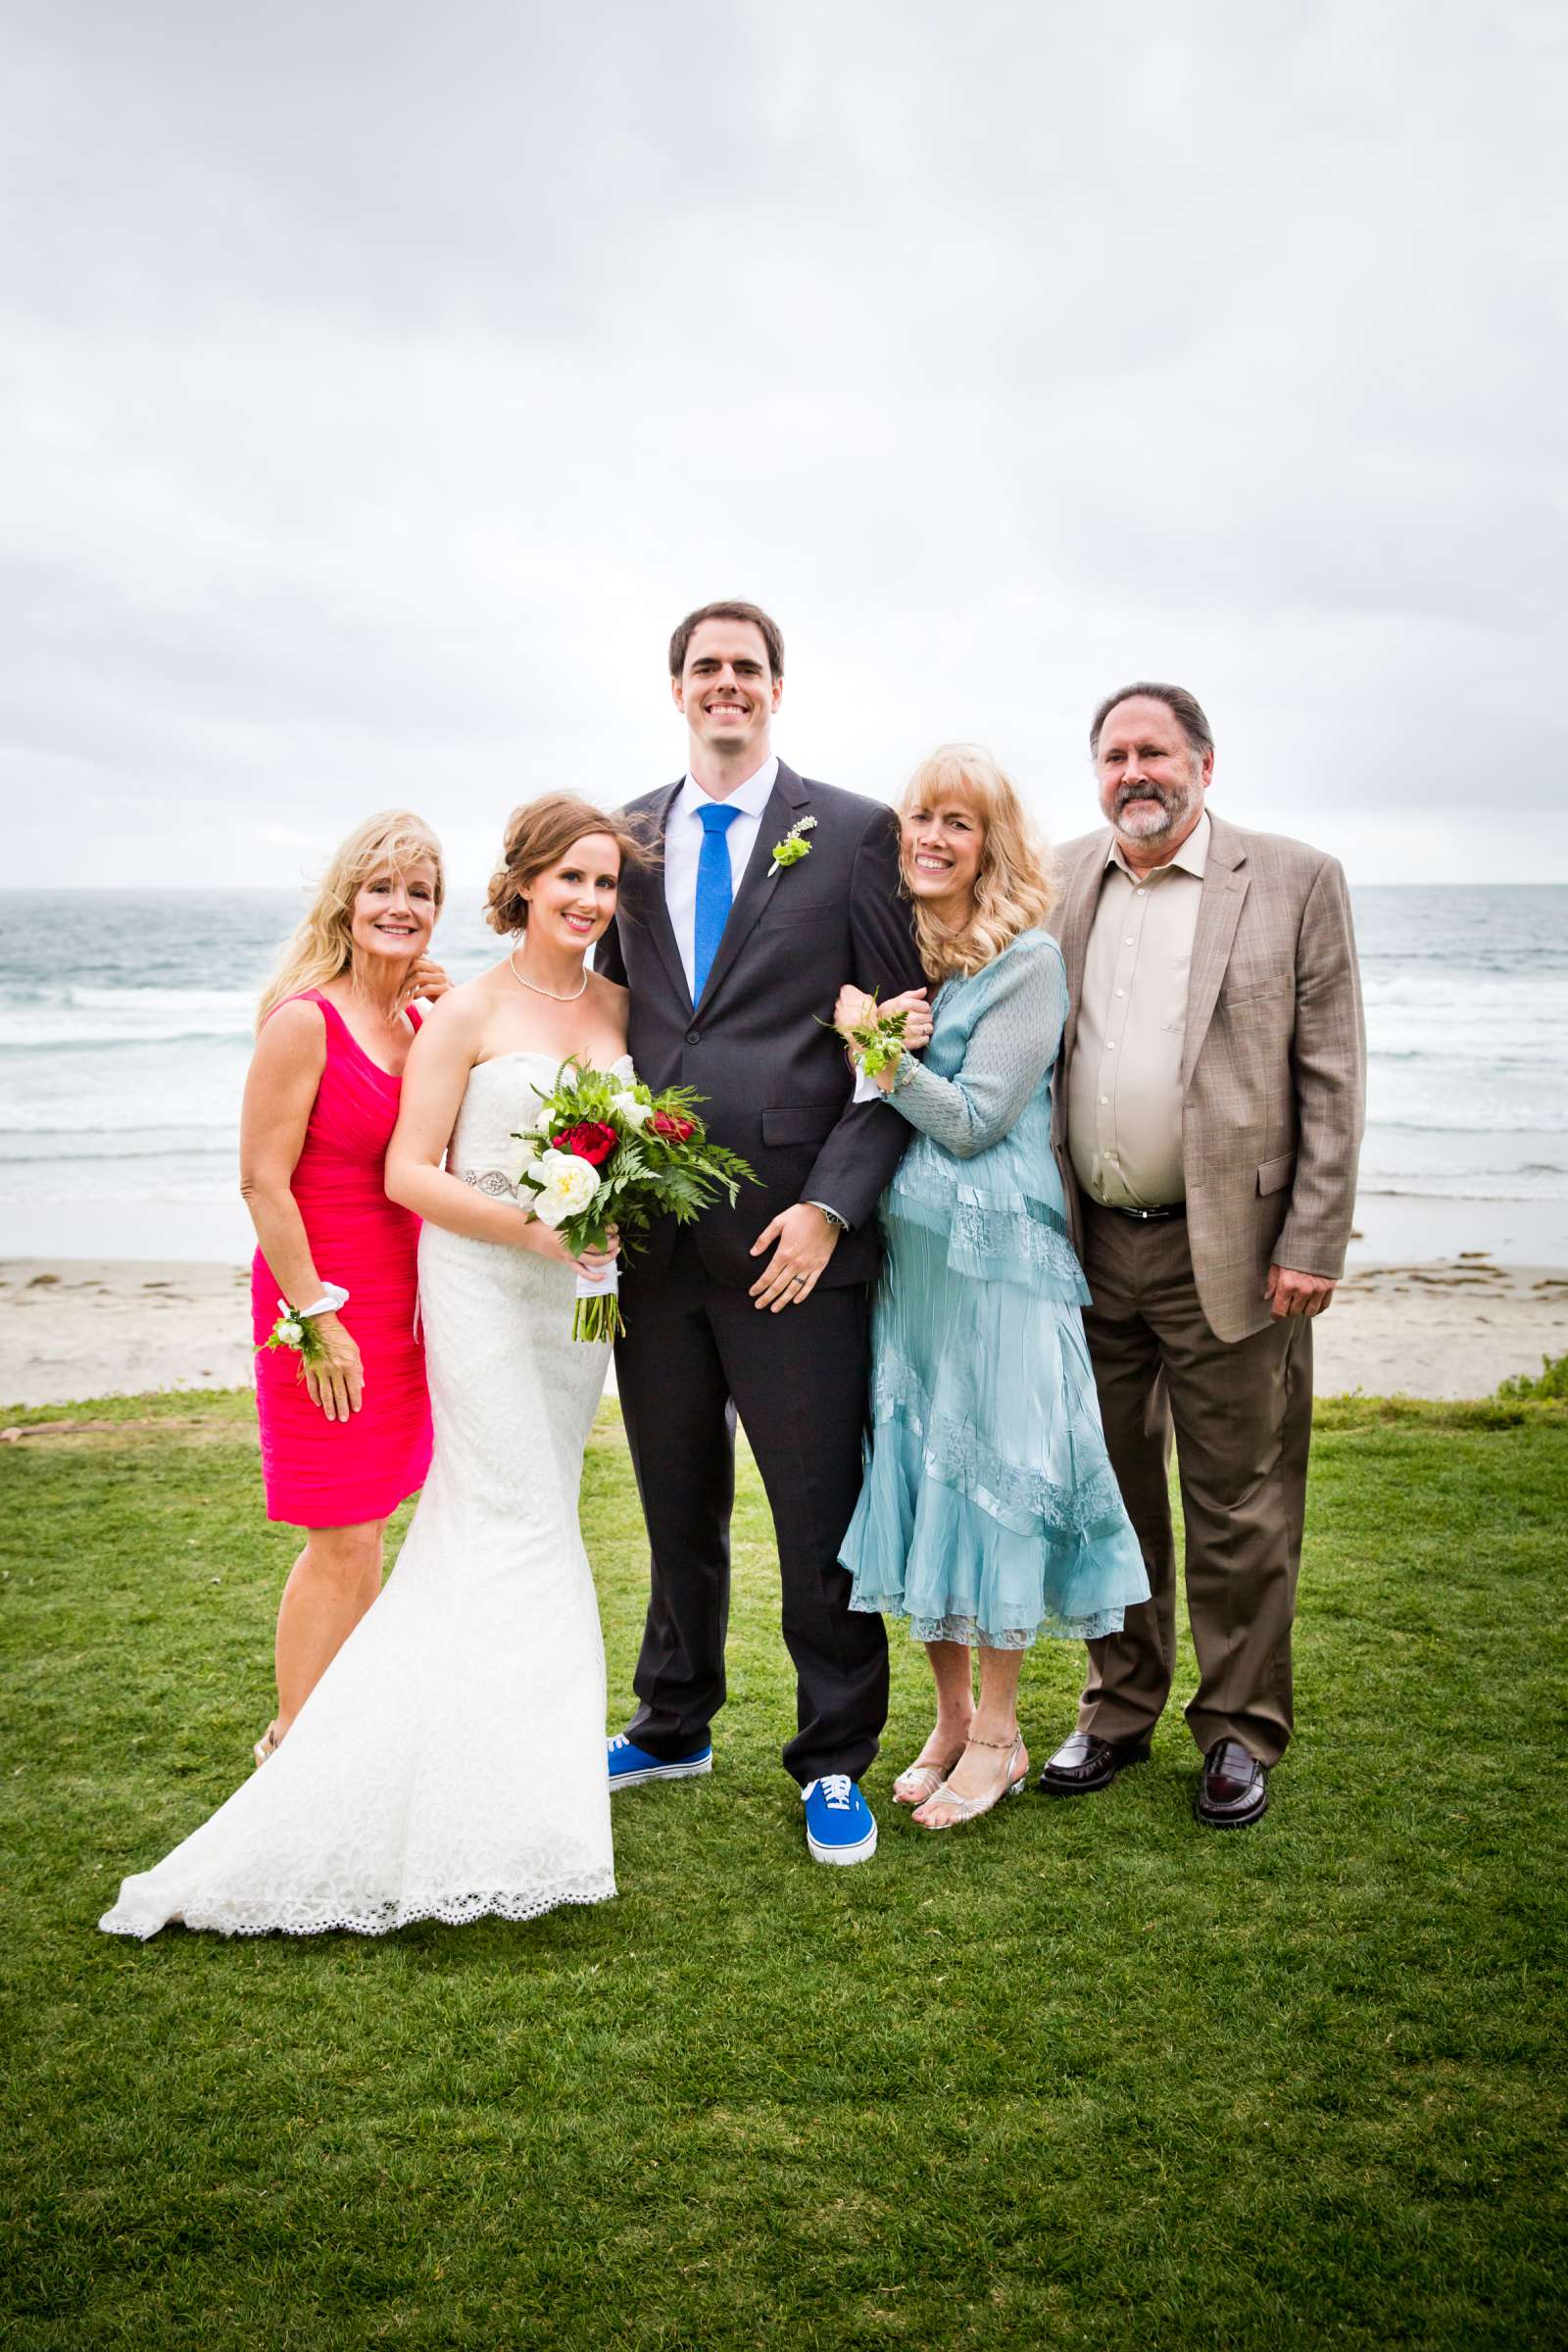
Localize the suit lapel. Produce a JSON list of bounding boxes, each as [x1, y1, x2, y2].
[[1181, 815, 1250, 1089], [1055, 834, 1109, 1070], [693, 761, 809, 1016], [633, 779, 694, 1009]]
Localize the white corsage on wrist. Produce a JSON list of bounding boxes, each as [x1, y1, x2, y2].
[[260, 1283, 349, 1370], [263, 1300, 324, 1369]]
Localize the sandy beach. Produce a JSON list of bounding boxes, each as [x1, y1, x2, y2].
[[2, 1252, 1565, 1412], [0, 1261, 258, 1408], [1317, 1255, 1568, 1397]]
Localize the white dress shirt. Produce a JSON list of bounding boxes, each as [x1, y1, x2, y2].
[[662, 757, 780, 997]]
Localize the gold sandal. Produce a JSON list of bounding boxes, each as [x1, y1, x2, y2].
[[912, 1732, 1029, 1831]]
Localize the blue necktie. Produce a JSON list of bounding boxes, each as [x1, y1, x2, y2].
[[692, 802, 741, 1001]]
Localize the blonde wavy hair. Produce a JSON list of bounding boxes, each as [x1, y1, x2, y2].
[[900, 745, 1058, 981], [257, 809, 446, 1030]]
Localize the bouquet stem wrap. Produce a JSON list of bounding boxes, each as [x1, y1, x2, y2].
[[572, 1261, 622, 1345]]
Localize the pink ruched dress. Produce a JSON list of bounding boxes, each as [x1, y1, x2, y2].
[[251, 991, 432, 1528]]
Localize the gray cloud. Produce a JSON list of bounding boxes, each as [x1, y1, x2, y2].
[[4, 0, 1565, 886]]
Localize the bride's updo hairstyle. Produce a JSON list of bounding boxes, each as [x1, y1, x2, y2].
[[900, 745, 1058, 984], [485, 795, 647, 936], [257, 809, 446, 1030]]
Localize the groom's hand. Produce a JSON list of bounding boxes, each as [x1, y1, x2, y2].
[[749, 1203, 841, 1312]]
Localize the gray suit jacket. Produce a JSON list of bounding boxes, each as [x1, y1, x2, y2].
[[1052, 811, 1366, 1344]]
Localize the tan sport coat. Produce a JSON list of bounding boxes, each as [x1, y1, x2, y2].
[[1052, 811, 1366, 1344]]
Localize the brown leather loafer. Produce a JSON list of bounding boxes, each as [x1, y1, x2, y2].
[[1195, 1739, 1269, 1829], [1037, 1729, 1152, 1797]]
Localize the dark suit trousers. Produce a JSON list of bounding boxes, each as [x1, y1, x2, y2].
[[614, 1232, 888, 1786], [1077, 1199, 1312, 1768]]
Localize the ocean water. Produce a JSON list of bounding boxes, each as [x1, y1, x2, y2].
[[1, 887, 1564, 1264]]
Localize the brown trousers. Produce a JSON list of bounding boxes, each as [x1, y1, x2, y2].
[[1077, 1198, 1313, 1768]]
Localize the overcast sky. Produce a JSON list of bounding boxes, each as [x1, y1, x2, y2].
[[5, 0, 1564, 889]]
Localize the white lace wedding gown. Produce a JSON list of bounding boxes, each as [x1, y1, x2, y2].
[[100, 1053, 620, 1938]]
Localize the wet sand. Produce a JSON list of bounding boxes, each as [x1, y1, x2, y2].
[[2, 1253, 1565, 1410]]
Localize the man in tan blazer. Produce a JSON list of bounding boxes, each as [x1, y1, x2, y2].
[[1042, 683, 1364, 1827]]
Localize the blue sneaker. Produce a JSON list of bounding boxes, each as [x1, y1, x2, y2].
[[607, 1732, 712, 1792], [802, 1774, 877, 1866]]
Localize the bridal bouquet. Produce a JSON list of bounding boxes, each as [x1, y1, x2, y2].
[[513, 1063, 757, 1342]]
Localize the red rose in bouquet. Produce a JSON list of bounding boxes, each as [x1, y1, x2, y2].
[[649, 1110, 695, 1142], [554, 1119, 618, 1166]]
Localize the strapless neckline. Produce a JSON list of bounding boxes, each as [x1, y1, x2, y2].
[[472, 1050, 634, 1074]]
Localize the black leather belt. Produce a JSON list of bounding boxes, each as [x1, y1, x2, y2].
[[1096, 1199, 1186, 1222]]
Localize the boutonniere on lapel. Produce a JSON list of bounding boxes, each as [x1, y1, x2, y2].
[[767, 814, 816, 877]]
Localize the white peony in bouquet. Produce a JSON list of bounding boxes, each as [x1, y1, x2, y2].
[[512, 1063, 757, 1341]]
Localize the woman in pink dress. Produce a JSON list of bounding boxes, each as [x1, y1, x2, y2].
[[242, 809, 448, 1766]]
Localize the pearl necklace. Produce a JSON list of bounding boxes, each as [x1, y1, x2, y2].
[[508, 947, 588, 1003]]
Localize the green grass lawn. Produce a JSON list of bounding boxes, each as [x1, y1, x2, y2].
[[2, 1387, 1565, 2350]]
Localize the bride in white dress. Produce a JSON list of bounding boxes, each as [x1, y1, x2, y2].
[[101, 799, 641, 1938]]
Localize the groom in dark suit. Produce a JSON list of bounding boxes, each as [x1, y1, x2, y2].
[[595, 600, 923, 1865]]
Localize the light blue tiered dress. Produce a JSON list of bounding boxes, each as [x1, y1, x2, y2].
[[841, 927, 1149, 1648]]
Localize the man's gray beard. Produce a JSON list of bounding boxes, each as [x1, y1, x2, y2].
[[1113, 784, 1198, 844]]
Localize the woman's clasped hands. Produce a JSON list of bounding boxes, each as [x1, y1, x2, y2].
[[832, 984, 934, 1084]]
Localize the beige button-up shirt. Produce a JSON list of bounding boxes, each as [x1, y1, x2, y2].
[[1066, 810, 1209, 1209]]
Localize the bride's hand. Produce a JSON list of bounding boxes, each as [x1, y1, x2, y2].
[[302, 1313, 365, 1423], [524, 1223, 620, 1274], [570, 1233, 620, 1277]]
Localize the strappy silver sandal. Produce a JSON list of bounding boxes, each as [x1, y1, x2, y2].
[[893, 1734, 971, 1806], [253, 1721, 282, 1769], [912, 1732, 1029, 1831]]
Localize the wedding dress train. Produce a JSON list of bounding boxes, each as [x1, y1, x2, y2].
[[101, 1052, 618, 1937]]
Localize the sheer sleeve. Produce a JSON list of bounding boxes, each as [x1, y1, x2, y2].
[[888, 939, 1067, 1158]]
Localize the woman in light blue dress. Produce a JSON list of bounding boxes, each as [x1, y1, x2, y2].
[[836, 746, 1148, 1830]]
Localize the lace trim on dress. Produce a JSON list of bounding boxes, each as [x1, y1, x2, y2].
[[100, 1872, 616, 1942], [901, 1607, 1125, 1647], [949, 1191, 1090, 1298], [868, 1348, 1130, 1544], [887, 1161, 1091, 1302]]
